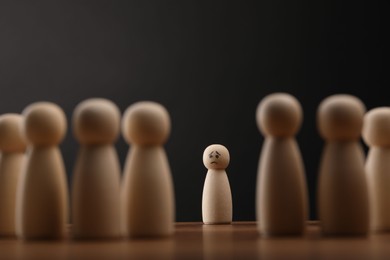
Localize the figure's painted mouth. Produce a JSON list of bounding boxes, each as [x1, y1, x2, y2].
[[211, 161, 217, 164]]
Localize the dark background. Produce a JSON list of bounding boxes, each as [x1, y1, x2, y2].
[[0, 1, 388, 221]]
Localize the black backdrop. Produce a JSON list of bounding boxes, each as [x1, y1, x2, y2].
[[0, 1, 388, 221]]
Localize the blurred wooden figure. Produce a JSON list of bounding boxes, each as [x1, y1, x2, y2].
[[72, 98, 122, 239], [0, 114, 26, 237], [202, 144, 232, 224], [121, 101, 175, 238], [317, 94, 369, 236], [16, 102, 68, 240], [363, 107, 390, 232], [256, 93, 308, 236]]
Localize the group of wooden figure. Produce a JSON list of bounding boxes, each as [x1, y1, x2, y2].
[[0, 92, 388, 241], [0, 99, 174, 240], [208, 92, 390, 237]]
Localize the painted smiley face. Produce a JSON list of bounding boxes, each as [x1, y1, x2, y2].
[[203, 144, 230, 170]]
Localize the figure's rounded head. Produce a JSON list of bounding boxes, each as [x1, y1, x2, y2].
[[203, 144, 230, 170], [317, 94, 365, 141], [362, 107, 390, 147], [0, 114, 26, 152], [122, 101, 170, 145], [22, 102, 67, 146], [256, 93, 302, 137], [73, 98, 120, 144]]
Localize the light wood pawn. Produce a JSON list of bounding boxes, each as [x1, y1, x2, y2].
[[202, 144, 232, 224], [317, 94, 369, 236], [256, 93, 308, 236], [362, 107, 390, 232], [121, 101, 175, 238], [16, 102, 68, 240], [0, 114, 26, 237], [72, 98, 122, 239]]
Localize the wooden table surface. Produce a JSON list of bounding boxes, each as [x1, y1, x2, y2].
[[1, 221, 390, 259]]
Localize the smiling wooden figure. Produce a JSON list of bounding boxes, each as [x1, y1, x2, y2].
[[202, 144, 232, 224]]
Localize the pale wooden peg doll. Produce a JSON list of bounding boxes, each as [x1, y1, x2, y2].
[[202, 144, 232, 224]]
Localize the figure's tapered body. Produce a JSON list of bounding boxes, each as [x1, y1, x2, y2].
[[365, 147, 390, 231], [17, 146, 68, 239], [72, 145, 122, 238], [257, 137, 307, 236], [202, 170, 232, 224], [318, 141, 369, 235], [0, 153, 25, 236], [122, 146, 174, 237]]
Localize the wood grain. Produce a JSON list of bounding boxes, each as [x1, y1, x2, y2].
[[1, 222, 390, 259]]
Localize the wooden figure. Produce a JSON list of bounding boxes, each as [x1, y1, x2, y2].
[[256, 93, 308, 236], [72, 98, 122, 239], [121, 101, 175, 238], [362, 107, 390, 232], [317, 94, 369, 236], [202, 144, 232, 224], [16, 102, 68, 240], [0, 114, 26, 237]]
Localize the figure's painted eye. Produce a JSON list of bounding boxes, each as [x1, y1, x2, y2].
[[209, 154, 213, 158], [216, 155, 219, 159]]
